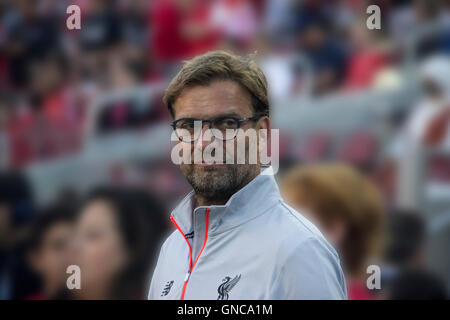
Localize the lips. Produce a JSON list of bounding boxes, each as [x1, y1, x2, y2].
[[197, 162, 225, 167]]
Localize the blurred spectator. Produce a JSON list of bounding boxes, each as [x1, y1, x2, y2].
[[390, 0, 450, 57], [420, 55, 450, 148], [24, 201, 76, 300], [344, 19, 391, 91], [0, 105, 9, 169], [151, 0, 222, 72], [389, 55, 450, 206], [263, 0, 294, 42], [380, 209, 448, 300], [293, 2, 348, 94], [0, 171, 34, 228], [4, 100, 36, 168], [79, 0, 121, 52], [211, 0, 258, 50], [404, 55, 450, 147], [385, 210, 426, 270], [280, 163, 386, 299], [385, 269, 448, 300], [150, 0, 192, 66], [2, 0, 61, 88], [117, 0, 150, 48], [71, 187, 168, 299], [0, 171, 35, 299], [183, 0, 221, 56]]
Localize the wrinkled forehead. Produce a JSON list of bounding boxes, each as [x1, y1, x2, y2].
[[172, 80, 254, 119]]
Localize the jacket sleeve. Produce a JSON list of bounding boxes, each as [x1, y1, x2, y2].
[[270, 236, 348, 300]]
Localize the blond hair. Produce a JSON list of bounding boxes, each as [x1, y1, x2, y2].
[[163, 50, 269, 117]]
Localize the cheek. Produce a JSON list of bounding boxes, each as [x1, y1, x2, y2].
[[180, 163, 194, 177], [79, 235, 127, 280], [37, 249, 69, 282]]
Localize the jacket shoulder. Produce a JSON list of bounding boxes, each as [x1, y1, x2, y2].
[[270, 202, 347, 298], [274, 200, 340, 260], [160, 229, 183, 252]]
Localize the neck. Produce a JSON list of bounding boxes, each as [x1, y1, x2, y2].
[[195, 168, 260, 207], [196, 196, 228, 207], [75, 282, 112, 300], [42, 280, 61, 299]]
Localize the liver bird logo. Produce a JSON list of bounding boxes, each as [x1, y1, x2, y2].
[[217, 274, 241, 300]]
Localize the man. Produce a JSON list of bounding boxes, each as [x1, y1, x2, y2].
[[148, 51, 347, 300]]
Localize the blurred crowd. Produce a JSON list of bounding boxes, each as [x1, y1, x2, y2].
[[1, 0, 450, 299]]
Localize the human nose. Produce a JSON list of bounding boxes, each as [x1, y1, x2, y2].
[[193, 121, 216, 150]]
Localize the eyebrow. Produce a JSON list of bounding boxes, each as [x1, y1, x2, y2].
[[175, 112, 243, 121], [212, 112, 242, 118]]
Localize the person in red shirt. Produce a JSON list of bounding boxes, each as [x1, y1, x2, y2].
[[6, 103, 36, 168], [150, 0, 191, 64], [344, 21, 389, 91], [150, 0, 221, 65], [183, 0, 221, 57]]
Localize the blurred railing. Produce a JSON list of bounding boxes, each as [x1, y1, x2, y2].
[[24, 82, 171, 206]]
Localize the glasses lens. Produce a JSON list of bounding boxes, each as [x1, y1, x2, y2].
[[212, 117, 238, 130], [211, 117, 239, 141], [174, 117, 243, 142], [175, 119, 197, 142]]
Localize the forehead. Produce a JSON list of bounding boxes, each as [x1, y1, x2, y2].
[[79, 200, 114, 225], [172, 80, 253, 119], [43, 222, 72, 239]]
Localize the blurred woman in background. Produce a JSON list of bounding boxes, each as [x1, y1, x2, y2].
[[25, 201, 76, 300], [71, 187, 168, 300], [280, 163, 386, 300]]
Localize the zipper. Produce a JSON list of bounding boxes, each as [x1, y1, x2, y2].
[[170, 208, 210, 300]]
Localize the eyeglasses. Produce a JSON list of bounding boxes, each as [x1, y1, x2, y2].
[[171, 114, 262, 142]]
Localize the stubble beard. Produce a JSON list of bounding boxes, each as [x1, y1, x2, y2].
[[180, 163, 260, 205]]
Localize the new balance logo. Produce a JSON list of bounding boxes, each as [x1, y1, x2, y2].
[[161, 280, 174, 296], [185, 231, 194, 239]]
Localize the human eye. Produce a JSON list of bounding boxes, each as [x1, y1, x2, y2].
[[176, 119, 195, 130], [214, 117, 238, 130]]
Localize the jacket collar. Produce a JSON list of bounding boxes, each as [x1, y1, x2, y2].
[[170, 167, 281, 236]]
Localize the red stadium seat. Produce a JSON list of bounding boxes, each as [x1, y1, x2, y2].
[[296, 132, 331, 162], [337, 131, 377, 170]]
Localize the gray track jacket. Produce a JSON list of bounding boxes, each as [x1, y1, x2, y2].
[[148, 168, 347, 300]]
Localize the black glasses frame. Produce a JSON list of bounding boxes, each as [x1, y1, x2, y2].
[[170, 114, 263, 142]]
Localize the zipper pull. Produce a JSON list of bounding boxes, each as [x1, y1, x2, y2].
[[184, 271, 190, 282]]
